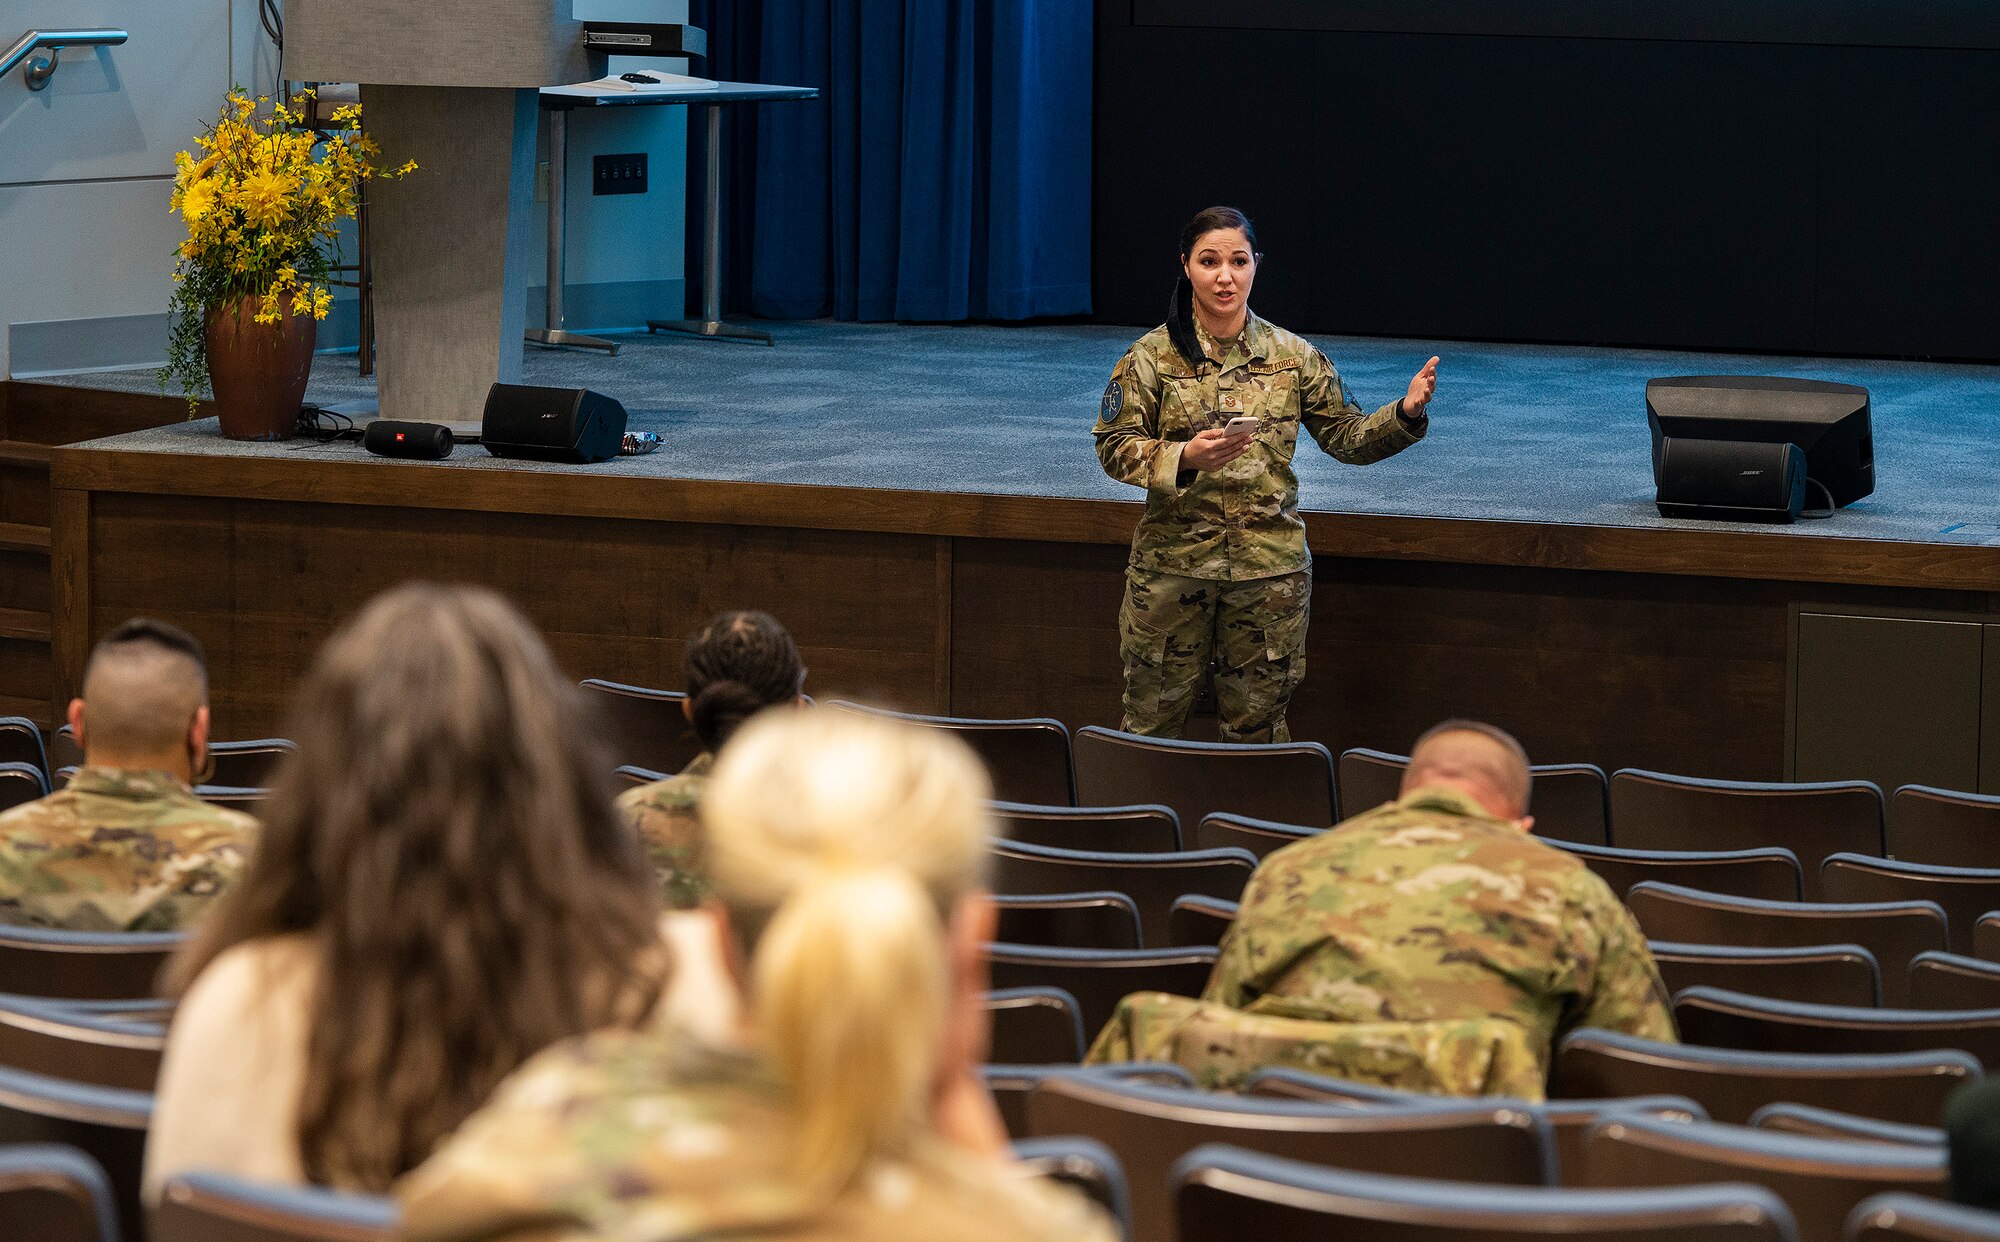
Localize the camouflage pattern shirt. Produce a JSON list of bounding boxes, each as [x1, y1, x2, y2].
[[616, 753, 712, 911], [1094, 314, 1426, 582], [397, 1027, 1120, 1242], [0, 767, 258, 932], [1205, 786, 1676, 1062]]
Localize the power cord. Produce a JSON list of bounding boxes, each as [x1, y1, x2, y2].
[[1801, 478, 1835, 520], [294, 405, 354, 445]]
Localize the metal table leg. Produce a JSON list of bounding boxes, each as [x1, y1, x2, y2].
[[647, 103, 772, 345], [526, 107, 619, 355]]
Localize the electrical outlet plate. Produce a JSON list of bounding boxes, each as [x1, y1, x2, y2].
[[592, 153, 648, 196]]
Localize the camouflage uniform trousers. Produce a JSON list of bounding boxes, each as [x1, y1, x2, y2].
[[1118, 564, 1310, 743]]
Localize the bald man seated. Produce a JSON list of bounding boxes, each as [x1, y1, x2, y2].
[[0, 619, 258, 931], [1202, 719, 1675, 1064]]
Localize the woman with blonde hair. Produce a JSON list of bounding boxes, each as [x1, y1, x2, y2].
[[145, 583, 684, 1197], [398, 706, 1116, 1242]]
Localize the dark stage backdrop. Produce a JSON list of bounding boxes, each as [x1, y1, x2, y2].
[[1092, 0, 2000, 360]]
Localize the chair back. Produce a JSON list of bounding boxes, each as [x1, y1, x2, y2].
[[985, 987, 1087, 1064], [1673, 985, 2000, 1069], [1577, 1114, 1946, 1242], [577, 679, 700, 777], [1192, 812, 1318, 859], [988, 840, 1256, 948], [991, 801, 1181, 853], [1337, 748, 1405, 820], [0, 1065, 150, 1242], [1609, 769, 1885, 899], [1889, 786, 2000, 869], [1979, 914, 2000, 965], [993, 892, 1141, 950], [828, 701, 1074, 806], [0, 1143, 118, 1242], [1909, 952, 2000, 1011], [199, 739, 296, 789], [0, 998, 164, 1091], [1649, 941, 1881, 1008], [0, 762, 47, 813], [986, 943, 1219, 1040], [1073, 727, 1335, 835], [0, 718, 48, 783], [981, 1063, 1193, 1142], [1557, 842, 1804, 902], [0, 926, 180, 1000], [1338, 748, 1609, 845], [1849, 1192, 2000, 1242], [1167, 896, 1236, 949], [1011, 1137, 1130, 1235], [1626, 883, 1945, 1006], [1747, 1103, 1945, 1148], [1028, 1074, 1548, 1242], [1823, 855, 2000, 957], [47, 728, 84, 774], [153, 1169, 396, 1242], [1551, 1028, 1979, 1127], [197, 785, 269, 818], [1174, 1145, 1797, 1242]]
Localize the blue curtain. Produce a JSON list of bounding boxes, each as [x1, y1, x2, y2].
[[687, 0, 1091, 322]]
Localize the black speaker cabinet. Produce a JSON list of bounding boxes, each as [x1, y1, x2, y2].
[[1655, 437, 1807, 523], [361, 420, 454, 459], [481, 384, 628, 464]]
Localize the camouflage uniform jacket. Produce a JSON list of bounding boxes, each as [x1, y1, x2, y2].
[[1205, 786, 1676, 1064], [397, 1026, 1119, 1242], [0, 767, 258, 932], [615, 753, 712, 911], [1094, 314, 1426, 582]]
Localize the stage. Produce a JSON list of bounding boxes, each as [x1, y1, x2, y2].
[[35, 322, 2000, 794]]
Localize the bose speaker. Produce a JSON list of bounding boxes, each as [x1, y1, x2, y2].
[[361, 420, 453, 459], [1655, 437, 1807, 523], [481, 384, 628, 464], [1646, 375, 1873, 510]]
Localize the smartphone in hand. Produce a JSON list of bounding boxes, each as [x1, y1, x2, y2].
[[1222, 416, 1259, 438]]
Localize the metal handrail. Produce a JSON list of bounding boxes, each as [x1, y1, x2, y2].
[[2, 29, 128, 91]]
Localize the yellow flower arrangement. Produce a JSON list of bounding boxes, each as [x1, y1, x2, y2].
[[161, 87, 416, 409]]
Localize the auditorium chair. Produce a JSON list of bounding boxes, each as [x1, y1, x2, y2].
[[1889, 785, 2000, 870], [1557, 841, 1805, 902], [0, 926, 180, 1001], [827, 701, 1075, 806], [1673, 986, 2000, 1068], [1072, 726, 1336, 833], [153, 1168, 396, 1242], [1823, 855, 2000, 956], [1026, 1073, 1550, 1242], [1337, 747, 1611, 846], [1849, 1193, 2000, 1242], [576, 679, 699, 777], [991, 801, 1181, 853], [1908, 952, 2000, 1011], [0, 717, 48, 784], [1173, 1147, 1798, 1242], [993, 892, 1142, 949], [1747, 1104, 1944, 1148], [985, 987, 1087, 1064], [1610, 770, 1885, 898], [1550, 1029, 1978, 1127], [47, 727, 83, 774], [1166, 896, 1237, 948], [1624, 883, 1946, 1006], [0, 997, 163, 1091], [200, 739, 296, 789], [0, 762, 46, 813], [1576, 1114, 1947, 1242], [981, 1062, 1193, 1142], [1978, 914, 2000, 964], [197, 785, 268, 818], [1649, 941, 1881, 1008], [1011, 1137, 1130, 1235], [613, 764, 665, 788], [1192, 811, 1318, 859], [987, 840, 1256, 948], [0, 1066, 149, 1242], [985, 943, 1219, 1040], [0, 1144, 118, 1242]]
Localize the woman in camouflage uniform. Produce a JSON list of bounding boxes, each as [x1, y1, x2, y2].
[[1094, 206, 1438, 742]]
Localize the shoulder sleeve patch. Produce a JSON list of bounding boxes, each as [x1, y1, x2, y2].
[[1100, 379, 1124, 421]]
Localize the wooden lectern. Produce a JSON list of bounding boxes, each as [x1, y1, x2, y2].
[[283, 1, 602, 421]]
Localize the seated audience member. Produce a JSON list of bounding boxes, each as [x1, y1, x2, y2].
[[1180, 721, 1672, 1071], [145, 584, 692, 1199], [397, 707, 1117, 1242], [0, 618, 255, 931], [618, 610, 806, 908]]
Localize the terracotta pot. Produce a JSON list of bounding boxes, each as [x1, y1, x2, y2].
[[203, 294, 316, 441]]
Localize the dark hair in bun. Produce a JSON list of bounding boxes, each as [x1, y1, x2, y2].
[[684, 611, 805, 751]]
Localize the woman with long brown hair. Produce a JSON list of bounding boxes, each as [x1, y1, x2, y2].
[[144, 583, 693, 1196]]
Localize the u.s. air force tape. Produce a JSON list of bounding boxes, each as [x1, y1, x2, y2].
[[1101, 379, 1123, 420]]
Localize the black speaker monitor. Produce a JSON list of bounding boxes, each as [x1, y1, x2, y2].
[[1655, 437, 1806, 524], [481, 384, 628, 464], [1646, 375, 1873, 510]]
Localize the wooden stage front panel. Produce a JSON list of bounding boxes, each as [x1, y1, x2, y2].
[[51, 443, 2000, 783]]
